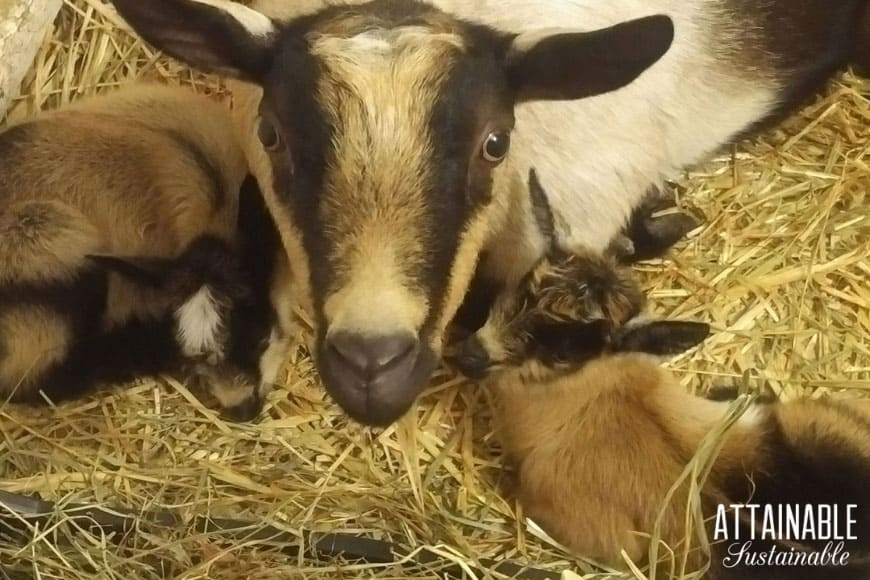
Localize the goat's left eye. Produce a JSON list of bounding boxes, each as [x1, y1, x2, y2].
[[482, 131, 511, 163]]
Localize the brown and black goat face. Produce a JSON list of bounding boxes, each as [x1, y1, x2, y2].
[[90, 236, 280, 422], [448, 249, 647, 379], [113, 0, 675, 426]]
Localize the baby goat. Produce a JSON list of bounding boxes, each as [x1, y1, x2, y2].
[[88, 179, 289, 421], [0, 86, 291, 420], [449, 250, 870, 578]]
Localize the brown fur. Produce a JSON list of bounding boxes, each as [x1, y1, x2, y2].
[[494, 353, 870, 572], [461, 248, 870, 576], [0, 306, 72, 394], [310, 25, 464, 337], [0, 85, 278, 411], [112, 0, 870, 427], [0, 85, 247, 328], [468, 249, 643, 369], [0, 201, 101, 285]]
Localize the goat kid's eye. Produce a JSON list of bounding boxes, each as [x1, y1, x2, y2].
[[482, 130, 511, 163], [257, 117, 283, 152]]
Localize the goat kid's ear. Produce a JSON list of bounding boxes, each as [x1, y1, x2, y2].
[[507, 15, 674, 102], [528, 169, 558, 252], [112, 0, 277, 80], [615, 320, 710, 356], [87, 254, 174, 288]]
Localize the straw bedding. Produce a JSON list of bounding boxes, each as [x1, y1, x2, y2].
[[0, 1, 867, 578]]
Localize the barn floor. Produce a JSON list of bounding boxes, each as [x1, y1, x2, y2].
[[1, 1, 868, 579]]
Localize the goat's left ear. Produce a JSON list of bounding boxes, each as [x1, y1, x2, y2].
[[507, 15, 675, 102], [614, 320, 710, 356], [112, 0, 277, 80]]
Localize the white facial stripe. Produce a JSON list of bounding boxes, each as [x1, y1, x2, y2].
[[307, 25, 471, 342], [191, 0, 276, 38], [174, 286, 224, 359]]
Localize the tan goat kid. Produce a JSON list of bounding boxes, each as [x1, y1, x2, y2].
[[0, 85, 292, 420]]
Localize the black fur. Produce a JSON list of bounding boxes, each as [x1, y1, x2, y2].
[[528, 168, 556, 246], [730, 0, 869, 137], [31, 315, 184, 404], [262, 30, 332, 332], [89, 236, 246, 301], [223, 175, 282, 389], [507, 15, 674, 102], [111, 0, 275, 79], [2, 175, 282, 418], [614, 321, 710, 355], [0, 263, 184, 402], [620, 189, 702, 262], [449, 265, 503, 338], [425, 26, 513, 330], [529, 319, 612, 367], [852, 5, 870, 75], [0, 265, 109, 399]]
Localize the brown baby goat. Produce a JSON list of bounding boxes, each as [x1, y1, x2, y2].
[[450, 248, 870, 580]]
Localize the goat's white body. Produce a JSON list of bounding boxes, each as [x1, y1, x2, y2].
[[444, 0, 780, 255]]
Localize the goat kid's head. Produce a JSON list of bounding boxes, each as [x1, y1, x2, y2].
[[90, 237, 275, 423], [447, 248, 644, 379], [447, 248, 710, 381], [113, 0, 674, 426]]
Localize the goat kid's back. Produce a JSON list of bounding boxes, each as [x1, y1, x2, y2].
[[497, 354, 870, 579]]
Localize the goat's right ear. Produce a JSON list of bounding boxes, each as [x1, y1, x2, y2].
[[614, 320, 710, 356], [87, 254, 174, 288], [112, 0, 277, 80]]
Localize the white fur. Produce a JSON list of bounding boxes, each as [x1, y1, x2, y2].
[[175, 286, 224, 358], [736, 403, 769, 428], [683, 394, 771, 430], [448, 0, 780, 261], [193, 0, 276, 38]]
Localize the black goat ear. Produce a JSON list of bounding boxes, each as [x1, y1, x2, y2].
[[507, 15, 674, 102], [614, 320, 710, 356], [112, 0, 277, 80]]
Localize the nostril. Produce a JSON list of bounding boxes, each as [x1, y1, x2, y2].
[[447, 338, 491, 379], [327, 332, 418, 379]]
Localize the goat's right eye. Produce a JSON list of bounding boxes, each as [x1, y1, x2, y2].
[[257, 117, 283, 152]]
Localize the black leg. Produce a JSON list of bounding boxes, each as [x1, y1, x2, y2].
[[618, 185, 703, 263]]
